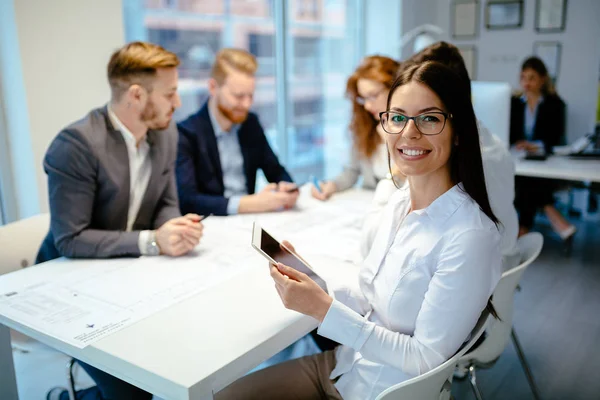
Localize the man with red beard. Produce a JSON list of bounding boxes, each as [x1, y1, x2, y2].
[[176, 48, 297, 216]]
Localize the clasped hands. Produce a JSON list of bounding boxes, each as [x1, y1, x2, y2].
[[156, 213, 204, 256], [252, 181, 300, 212], [515, 140, 541, 152]]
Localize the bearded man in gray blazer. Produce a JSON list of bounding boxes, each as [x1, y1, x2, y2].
[[41, 42, 203, 400]]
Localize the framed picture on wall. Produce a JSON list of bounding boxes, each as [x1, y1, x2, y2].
[[533, 41, 561, 83], [485, 0, 524, 30], [452, 0, 479, 39], [535, 0, 567, 33], [457, 45, 477, 80]]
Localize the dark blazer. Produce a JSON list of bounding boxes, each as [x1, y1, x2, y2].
[[510, 94, 566, 154], [36, 106, 181, 263], [176, 101, 293, 216]]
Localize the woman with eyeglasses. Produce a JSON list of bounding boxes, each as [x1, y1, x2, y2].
[[215, 61, 502, 400], [510, 56, 575, 252], [311, 55, 403, 201]]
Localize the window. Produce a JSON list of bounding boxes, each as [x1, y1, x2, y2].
[[125, 0, 278, 138], [248, 33, 275, 76], [285, 0, 363, 183], [124, 0, 364, 186], [0, 95, 9, 225], [0, 178, 5, 225]]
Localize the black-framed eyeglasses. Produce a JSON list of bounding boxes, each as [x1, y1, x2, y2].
[[379, 111, 452, 136]]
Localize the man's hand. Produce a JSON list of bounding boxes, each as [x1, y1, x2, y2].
[[156, 214, 203, 256], [515, 140, 540, 152], [311, 181, 336, 201], [239, 183, 299, 213], [276, 181, 299, 209]]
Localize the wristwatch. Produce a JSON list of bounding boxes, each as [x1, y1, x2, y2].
[[146, 230, 160, 256]]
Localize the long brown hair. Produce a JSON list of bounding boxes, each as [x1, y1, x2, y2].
[[347, 55, 400, 159], [388, 61, 499, 227]]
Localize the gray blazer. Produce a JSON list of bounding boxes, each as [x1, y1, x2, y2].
[[36, 106, 181, 263], [333, 148, 381, 192]]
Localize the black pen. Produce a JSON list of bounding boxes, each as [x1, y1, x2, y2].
[[199, 214, 212, 221]]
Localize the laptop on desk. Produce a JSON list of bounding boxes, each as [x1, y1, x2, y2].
[[568, 150, 600, 159], [569, 133, 600, 159], [554, 133, 600, 159]]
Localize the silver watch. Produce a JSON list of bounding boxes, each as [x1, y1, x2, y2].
[[146, 230, 160, 256]]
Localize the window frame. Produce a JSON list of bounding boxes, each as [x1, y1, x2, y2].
[[123, 0, 366, 180]]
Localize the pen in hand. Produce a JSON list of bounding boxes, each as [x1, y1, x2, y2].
[[199, 214, 212, 222], [311, 176, 322, 193]]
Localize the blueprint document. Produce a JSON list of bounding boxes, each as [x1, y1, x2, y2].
[[0, 243, 256, 349], [0, 186, 373, 349]]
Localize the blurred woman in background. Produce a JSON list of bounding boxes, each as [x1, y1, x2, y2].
[[312, 55, 404, 200], [510, 56, 576, 251]]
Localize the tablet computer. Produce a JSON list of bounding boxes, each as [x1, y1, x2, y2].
[[251, 222, 327, 291]]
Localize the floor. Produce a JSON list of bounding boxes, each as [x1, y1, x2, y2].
[[11, 331, 94, 400], [8, 218, 599, 400], [452, 216, 600, 400]]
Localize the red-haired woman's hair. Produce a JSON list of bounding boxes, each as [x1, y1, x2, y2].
[[346, 55, 400, 158]]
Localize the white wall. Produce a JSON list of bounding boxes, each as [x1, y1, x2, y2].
[[365, 0, 402, 58], [401, 0, 446, 60], [6, 0, 124, 218], [401, 0, 600, 144]]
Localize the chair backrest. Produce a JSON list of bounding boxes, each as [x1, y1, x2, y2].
[[0, 213, 50, 275], [375, 311, 491, 400], [460, 232, 544, 365]]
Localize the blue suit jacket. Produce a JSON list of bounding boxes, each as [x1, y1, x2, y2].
[[176, 101, 293, 216]]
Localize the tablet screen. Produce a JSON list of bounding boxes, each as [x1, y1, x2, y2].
[[260, 229, 312, 275], [254, 224, 327, 291]]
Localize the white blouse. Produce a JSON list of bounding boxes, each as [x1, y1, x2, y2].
[[371, 142, 389, 181], [318, 184, 502, 400]]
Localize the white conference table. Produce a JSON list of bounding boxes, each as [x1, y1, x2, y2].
[[514, 154, 600, 183], [0, 188, 371, 400]]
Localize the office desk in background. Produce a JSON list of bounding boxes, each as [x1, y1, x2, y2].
[[0, 187, 371, 400], [514, 155, 600, 183]]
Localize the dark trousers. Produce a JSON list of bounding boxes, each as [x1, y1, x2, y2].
[[59, 361, 152, 400], [514, 176, 557, 229]]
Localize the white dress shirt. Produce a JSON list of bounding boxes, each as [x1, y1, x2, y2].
[[362, 121, 520, 269], [208, 106, 247, 215], [107, 107, 152, 253], [318, 185, 502, 400]]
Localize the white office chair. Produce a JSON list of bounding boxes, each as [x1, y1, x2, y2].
[[0, 213, 50, 354], [0, 214, 49, 348], [375, 310, 491, 400], [0, 213, 50, 275], [459, 232, 544, 400]]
